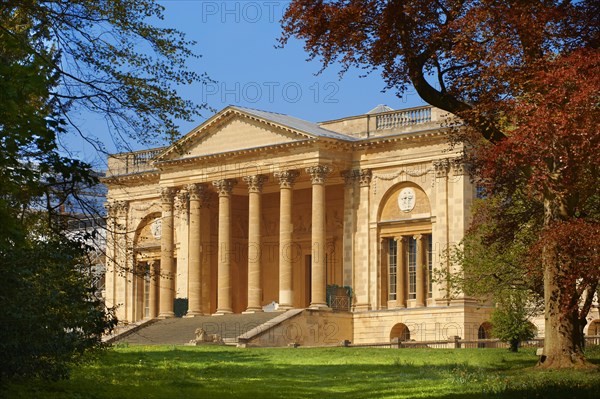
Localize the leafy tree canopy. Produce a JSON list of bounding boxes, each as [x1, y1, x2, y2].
[[281, 0, 599, 368], [0, 0, 207, 380]]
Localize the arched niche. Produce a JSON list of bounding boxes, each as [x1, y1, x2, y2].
[[378, 182, 431, 223], [134, 212, 162, 256], [390, 323, 411, 342]]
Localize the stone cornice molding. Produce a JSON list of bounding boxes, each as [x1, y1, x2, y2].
[[274, 170, 300, 189], [352, 128, 448, 149], [101, 172, 160, 186], [212, 179, 237, 196], [243, 174, 268, 193], [306, 165, 331, 185]]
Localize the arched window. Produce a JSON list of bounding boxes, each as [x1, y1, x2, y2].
[[478, 322, 493, 339], [588, 320, 600, 336]]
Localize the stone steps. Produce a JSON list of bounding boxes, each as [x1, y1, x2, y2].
[[113, 311, 285, 345]]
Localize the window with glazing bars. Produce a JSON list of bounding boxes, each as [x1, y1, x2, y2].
[[388, 238, 397, 300], [408, 237, 417, 299]]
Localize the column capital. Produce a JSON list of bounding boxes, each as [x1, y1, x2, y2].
[[212, 179, 237, 196], [188, 183, 211, 207], [187, 183, 206, 200], [243, 174, 268, 193], [433, 159, 450, 178], [274, 170, 299, 189], [413, 234, 424, 241], [341, 170, 356, 186], [160, 187, 176, 204], [175, 189, 189, 212], [451, 157, 468, 176], [306, 165, 331, 185], [105, 200, 128, 217], [358, 169, 372, 187]]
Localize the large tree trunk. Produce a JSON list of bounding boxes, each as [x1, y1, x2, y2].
[[537, 197, 595, 369]]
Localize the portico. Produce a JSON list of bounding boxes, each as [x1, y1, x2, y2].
[[103, 104, 496, 344]]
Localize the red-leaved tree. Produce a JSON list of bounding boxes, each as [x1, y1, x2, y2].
[[472, 49, 600, 368], [281, 0, 600, 368]]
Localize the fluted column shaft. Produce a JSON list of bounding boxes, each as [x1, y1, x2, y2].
[[275, 170, 298, 309], [415, 234, 427, 307], [187, 184, 207, 316], [158, 188, 175, 318], [307, 165, 330, 309], [213, 179, 237, 314], [244, 175, 267, 312]]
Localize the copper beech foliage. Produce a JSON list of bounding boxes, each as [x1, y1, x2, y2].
[[474, 48, 600, 311], [281, 0, 598, 144], [282, 0, 599, 367]]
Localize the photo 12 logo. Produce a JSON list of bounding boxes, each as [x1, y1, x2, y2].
[[200, 1, 285, 24], [202, 81, 340, 104]]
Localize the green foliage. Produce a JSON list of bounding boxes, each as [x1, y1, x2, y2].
[[445, 194, 543, 303], [3, 346, 600, 398], [491, 291, 537, 352], [1, 0, 209, 148], [1, 0, 204, 382], [0, 223, 117, 381]]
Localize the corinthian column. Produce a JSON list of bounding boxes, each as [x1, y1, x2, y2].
[[186, 183, 208, 316], [158, 187, 175, 318], [307, 165, 331, 310], [274, 170, 299, 310], [213, 178, 237, 315], [243, 174, 267, 313]]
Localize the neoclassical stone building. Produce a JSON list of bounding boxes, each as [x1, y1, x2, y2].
[[103, 104, 495, 344]]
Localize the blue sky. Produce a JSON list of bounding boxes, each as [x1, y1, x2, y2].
[[66, 1, 424, 167]]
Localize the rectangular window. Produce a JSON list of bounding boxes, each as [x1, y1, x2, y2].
[[408, 237, 417, 299], [427, 234, 433, 298], [388, 239, 397, 300], [144, 265, 150, 318]]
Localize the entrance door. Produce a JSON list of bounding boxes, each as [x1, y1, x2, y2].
[[304, 255, 312, 307]]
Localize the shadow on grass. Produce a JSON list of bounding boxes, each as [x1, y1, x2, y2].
[[3, 347, 600, 399]]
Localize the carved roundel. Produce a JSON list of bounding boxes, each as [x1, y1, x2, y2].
[[150, 218, 162, 239], [398, 187, 416, 212]]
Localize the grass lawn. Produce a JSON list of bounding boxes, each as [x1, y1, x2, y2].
[[3, 345, 600, 398]]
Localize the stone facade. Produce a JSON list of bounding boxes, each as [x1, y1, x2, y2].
[[102, 104, 496, 344]]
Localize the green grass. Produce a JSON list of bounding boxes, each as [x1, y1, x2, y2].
[[3, 345, 600, 398]]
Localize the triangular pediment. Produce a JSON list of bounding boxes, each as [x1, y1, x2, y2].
[[185, 117, 305, 158], [157, 107, 321, 161]]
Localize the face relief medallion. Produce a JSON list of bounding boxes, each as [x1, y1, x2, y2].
[[398, 188, 416, 212]]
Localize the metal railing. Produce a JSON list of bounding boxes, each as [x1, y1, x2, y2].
[[346, 336, 600, 349]]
